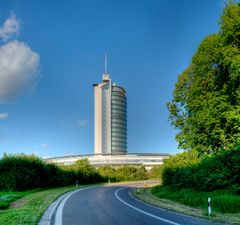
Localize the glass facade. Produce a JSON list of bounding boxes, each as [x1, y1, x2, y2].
[[101, 83, 110, 153], [94, 74, 127, 155], [111, 85, 127, 154]]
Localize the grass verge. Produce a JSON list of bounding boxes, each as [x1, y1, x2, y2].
[[132, 185, 240, 225], [152, 186, 240, 214], [0, 190, 38, 209], [0, 186, 82, 225]]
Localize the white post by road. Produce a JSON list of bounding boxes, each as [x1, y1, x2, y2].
[[208, 197, 211, 216]]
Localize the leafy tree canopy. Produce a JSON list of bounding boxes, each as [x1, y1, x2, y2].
[[167, 2, 240, 154]]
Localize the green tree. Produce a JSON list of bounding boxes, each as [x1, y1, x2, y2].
[[115, 166, 147, 181], [72, 159, 101, 184], [149, 165, 164, 180], [167, 2, 240, 154], [134, 166, 147, 181], [98, 165, 116, 182]]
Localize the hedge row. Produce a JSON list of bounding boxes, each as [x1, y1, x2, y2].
[[162, 146, 240, 194], [98, 165, 147, 182], [0, 155, 102, 191], [0, 154, 148, 191]]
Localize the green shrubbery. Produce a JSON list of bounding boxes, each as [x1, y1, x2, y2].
[[0, 154, 76, 191], [69, 159, 102, 184], [153, 147, 240, 214], [98, 165, 147, 182], [98, 166, 117, 182], [162, 146, 240, 194], [115, 166, 147, 181], [152, 185, 240, 213], [0, 154, 148, 191], [0, 154, 104, 191], [148, 165, 164, 180]]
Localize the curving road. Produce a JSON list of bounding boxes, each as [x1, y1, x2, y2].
[[53, 184, 228, 225]]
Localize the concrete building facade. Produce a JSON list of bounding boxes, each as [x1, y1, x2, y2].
[[93, 72, 127, 155], [45, 153, 169, 171]]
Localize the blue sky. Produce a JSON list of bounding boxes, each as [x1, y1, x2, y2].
[[0, 0, 227, 158]]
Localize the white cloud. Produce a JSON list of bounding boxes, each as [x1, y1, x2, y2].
[[78, 119, 90, 126], [0, 13, 20, 41], [0, 40, 40, 103], [0, 13, 40, 103], [40, 144, 48, 148], [0, 113, 8, 120]]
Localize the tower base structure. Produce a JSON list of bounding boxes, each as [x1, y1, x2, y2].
[[44, 153, 169, 171]]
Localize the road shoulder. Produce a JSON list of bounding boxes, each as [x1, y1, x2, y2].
[[131, 187, 239, 225]]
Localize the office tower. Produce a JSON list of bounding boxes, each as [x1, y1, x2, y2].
[[93, 61, 127, 155]]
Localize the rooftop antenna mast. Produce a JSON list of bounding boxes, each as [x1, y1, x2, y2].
[[105, 53, 108, 74]]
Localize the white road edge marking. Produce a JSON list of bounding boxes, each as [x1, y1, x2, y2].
[[115, 187, 181, 225], [54, 186, 98, 225]]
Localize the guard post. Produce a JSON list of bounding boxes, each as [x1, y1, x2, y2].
[[76, 180, 79, 188], [208, 197, 211, 216]]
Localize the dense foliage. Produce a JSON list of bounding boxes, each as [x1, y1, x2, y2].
[[0, 154, 76, 191], [69, 159, 102, 184], [162, 145, 240, 194], [0, 154, 148, 191], [167, 3, 240, 153], [98, 165, 147, 182], [115, 166, 147, 181], [148, 165, 164, 179], [98, 165, 117, 182]]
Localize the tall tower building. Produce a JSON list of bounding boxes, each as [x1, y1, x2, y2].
[[93, 57, 127, 155]]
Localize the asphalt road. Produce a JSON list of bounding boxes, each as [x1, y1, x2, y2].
[[54, 184, 228, 225]]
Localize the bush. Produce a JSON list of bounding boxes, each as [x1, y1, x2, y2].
[[162, 150, 200, 189], [71, 159, 103, 184], [98, 166, 117, 182], [98, 165, 147, 182], [43, 163, 75, 188], [162, 146, 240, 193], [0, 155, 101, 191], [115, 166, 147, 182], [0, 154, 148, 191], [0, 154, 48, 191], [149, 165, 164, 179]]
